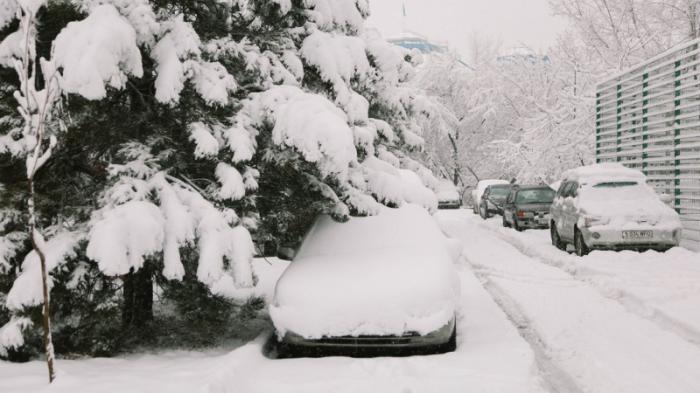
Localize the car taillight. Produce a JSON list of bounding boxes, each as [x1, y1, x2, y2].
[[517, 210, 525, 218]]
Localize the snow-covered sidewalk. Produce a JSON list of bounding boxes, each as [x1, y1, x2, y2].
[[437, 209, 700, 393], [1, 256, 545, 393]]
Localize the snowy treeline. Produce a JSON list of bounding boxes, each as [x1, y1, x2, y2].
[[416, 0, 700, 186], [0, 0, 444, 363]]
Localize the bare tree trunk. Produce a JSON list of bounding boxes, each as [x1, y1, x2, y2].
[[27, 180, 55, 382], [122, 263, 154, 329]]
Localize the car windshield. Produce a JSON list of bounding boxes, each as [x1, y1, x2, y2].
[[583, 181, 656, 202], [516, 188, 555, 203], [592, 181, 638, 188], [489, 187, 511, 198]]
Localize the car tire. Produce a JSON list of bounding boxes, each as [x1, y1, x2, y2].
[[550, 223, 565, 250], [502, 215, 510, 227], [480, 205, 489, 219], [513, 217, 522, 232], [574, 228, 590, 256], [440, 324, 457, 353]]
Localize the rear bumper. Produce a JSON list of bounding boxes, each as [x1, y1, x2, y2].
[[277, 318, 456, 356], [515, 212, 551, 229], [438, 200, 462, 209], [581, 227, 680, 251], [514, 219, 549, 229]]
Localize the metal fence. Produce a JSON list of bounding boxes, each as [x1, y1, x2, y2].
[[596, 38, 700, 251]]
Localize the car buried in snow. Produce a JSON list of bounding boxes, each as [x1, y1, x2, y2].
[[502, 185, 555, 231], [550, 164, 682, 256], [436, 179, 462, 209], [478, 184, 514, 218], [270, 204, 461, 357], [471, 179, 509, 214]]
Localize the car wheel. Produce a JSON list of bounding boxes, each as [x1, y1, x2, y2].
[[550, 224, 565, 250], [574, 228, 590, 256], [513, 217, 522, 232], [440, 324, 457, 353], [502, 215, 510, 227]]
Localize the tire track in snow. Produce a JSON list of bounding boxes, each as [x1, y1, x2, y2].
[[474, 217, 700, 349], [466, 258, 585, 393]]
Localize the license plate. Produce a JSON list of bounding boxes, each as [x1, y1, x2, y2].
[[622, 230, 653, 240]]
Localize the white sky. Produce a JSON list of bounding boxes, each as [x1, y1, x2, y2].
[[367, 0, 567, 57]]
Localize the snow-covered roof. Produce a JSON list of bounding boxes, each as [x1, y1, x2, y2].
[[561, 163, 646, 184]]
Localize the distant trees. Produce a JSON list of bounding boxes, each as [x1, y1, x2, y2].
[[416, 0, 698, 187]]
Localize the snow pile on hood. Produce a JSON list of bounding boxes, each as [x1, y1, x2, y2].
[[270, 204, 460, 339], [578, 182, 681, 230]]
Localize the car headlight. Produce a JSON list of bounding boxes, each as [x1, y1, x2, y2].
[[583, 215, 609, 228]]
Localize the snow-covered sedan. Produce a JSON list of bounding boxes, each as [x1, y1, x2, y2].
[[270, 204, 461, 357], [471, 179, 509, 214], [437, 179, 462, 209], [550, 164, 682, 256]]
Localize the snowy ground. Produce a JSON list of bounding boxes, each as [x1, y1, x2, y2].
[[437, 210, 700, 393], [2, 209, 700, 393]]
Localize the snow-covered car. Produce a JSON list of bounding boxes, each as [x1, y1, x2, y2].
[[437, 179, 462, 209], [550, 164, 682, 256], [270, 204, 461, 356], [479, 184, 513, 218], [502, 185, 555, 231], [471, 179, 509, 214]]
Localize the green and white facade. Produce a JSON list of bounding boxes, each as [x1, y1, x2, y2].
[[596, 38, 700, 250]]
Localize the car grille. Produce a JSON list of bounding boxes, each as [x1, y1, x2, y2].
[[310, 332, 420, 346]]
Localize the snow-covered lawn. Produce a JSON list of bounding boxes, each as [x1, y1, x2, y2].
[[1, 254, 545, 393], [437, 209, 700, 393]]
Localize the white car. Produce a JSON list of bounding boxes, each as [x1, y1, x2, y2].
[[471, 179, 509, 214], [437, 179, 462, 209], [270, 204, 461, 356], [550, 164, 682, 256]]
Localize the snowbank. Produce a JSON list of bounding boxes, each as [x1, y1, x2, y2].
[[270, 204, 459, 338]]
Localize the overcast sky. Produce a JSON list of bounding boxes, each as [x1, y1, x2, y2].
[[367, 0, 567, 57]]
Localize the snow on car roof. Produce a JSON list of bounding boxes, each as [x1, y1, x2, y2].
[[561, 163, 646, 184], [295, 203, 446, 259]]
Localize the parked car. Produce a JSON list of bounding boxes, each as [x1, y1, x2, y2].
[[550, 164, 682, 256], [502, 185, 555, 231], [471, 179, 509, 214], [479, 184, 513, 218], [271, 204, 461, 357], [437, 179, 462, 209]]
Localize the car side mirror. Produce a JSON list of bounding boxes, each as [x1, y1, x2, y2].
[[277, 246, 297, 261], [659, 193, 674, 204]]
